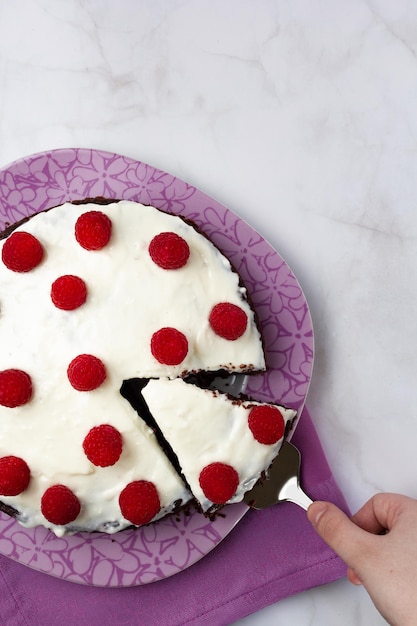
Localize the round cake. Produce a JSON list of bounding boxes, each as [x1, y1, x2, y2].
[[0, 200, 295, 536]]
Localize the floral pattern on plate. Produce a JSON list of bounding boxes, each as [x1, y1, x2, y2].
[[0, 148, 313, 586]]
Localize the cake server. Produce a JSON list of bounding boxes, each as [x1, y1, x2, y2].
[[243, 441, 313, 511]]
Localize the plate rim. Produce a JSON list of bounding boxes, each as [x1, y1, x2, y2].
[[0, 147, 314, 586]]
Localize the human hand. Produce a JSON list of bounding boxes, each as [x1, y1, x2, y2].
[[308, 494, 417, 626]]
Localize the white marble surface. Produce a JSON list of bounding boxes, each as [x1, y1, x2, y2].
[[1, 1, 416, 624]]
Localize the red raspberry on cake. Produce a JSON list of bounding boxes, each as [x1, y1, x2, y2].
[[0, 369, 32, 408], [150, 327, 188, 365], [1, 231, 44, 272], [148, 231, 190, 269], [67, 354, 106, 391], [248, 405, 285, 445], [209, 302, 248, 340], [83, 424, 123, 467], [199, 462, 239, 504], [119, 480, 161, 526], [41, 484, 81, 525], [75, 210, 112, 250], [0, 456, 30, 496], [51, 275, 87, 310]]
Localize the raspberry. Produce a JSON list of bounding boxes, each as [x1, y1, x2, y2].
[[148, 232, 190, 269], [67, 354, 106, 391], [0, 456, 31, 496], [150, 327, 188, 365], [83, 424, 123, 467], [248, 405, 285, 445], [119, 480, 161, 526], [209, 303, 248, 340], [75, 211, 112, 250], [51, 275, 87, 311], [199, 462, 239, 504], [41, 484, 81, 525], [1, 231, 44, 272], [0, 369, 32, 408]]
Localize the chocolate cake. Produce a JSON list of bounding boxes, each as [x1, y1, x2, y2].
[[0, 199, 295, 536]]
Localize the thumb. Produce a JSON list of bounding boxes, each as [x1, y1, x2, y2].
[[307, 501, 371, 566]]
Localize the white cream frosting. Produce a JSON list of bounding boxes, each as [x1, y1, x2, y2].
[[0, 200, 265, 535], [0, 388, 190, 536], [142, 378, 297, 512]]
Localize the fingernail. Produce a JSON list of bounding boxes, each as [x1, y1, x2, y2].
[[308, 501, 327, 525]]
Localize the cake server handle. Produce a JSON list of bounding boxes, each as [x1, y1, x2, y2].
[[243, 441, 314, 511]]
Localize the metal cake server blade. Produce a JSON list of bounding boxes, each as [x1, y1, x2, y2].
[[244, 441, 313, 511]]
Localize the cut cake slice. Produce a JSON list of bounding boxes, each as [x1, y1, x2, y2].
[[141, 378, 297, 514]]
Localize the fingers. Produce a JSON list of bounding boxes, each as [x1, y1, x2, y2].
[[308, 494, 417, 589], [352, 493, 415, 534], [307, 501, 375, 566], [350, 496, 387, 534], [347, 566, 362, 586]]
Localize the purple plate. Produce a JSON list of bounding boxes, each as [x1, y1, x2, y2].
[[0, 148, 313, 586]]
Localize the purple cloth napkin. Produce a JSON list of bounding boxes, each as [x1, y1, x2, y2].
[[0, 407, 348, 626]]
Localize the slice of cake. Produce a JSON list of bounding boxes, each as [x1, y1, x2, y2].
[[0, 385, 191, 536], [141, 378, 297, 514], [0, 200, 269, 535]]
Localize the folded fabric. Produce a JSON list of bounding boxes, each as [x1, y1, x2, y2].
[[0, 407, 349, 626]]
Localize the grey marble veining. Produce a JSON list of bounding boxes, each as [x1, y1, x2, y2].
[[0, 1, 416, 624]]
